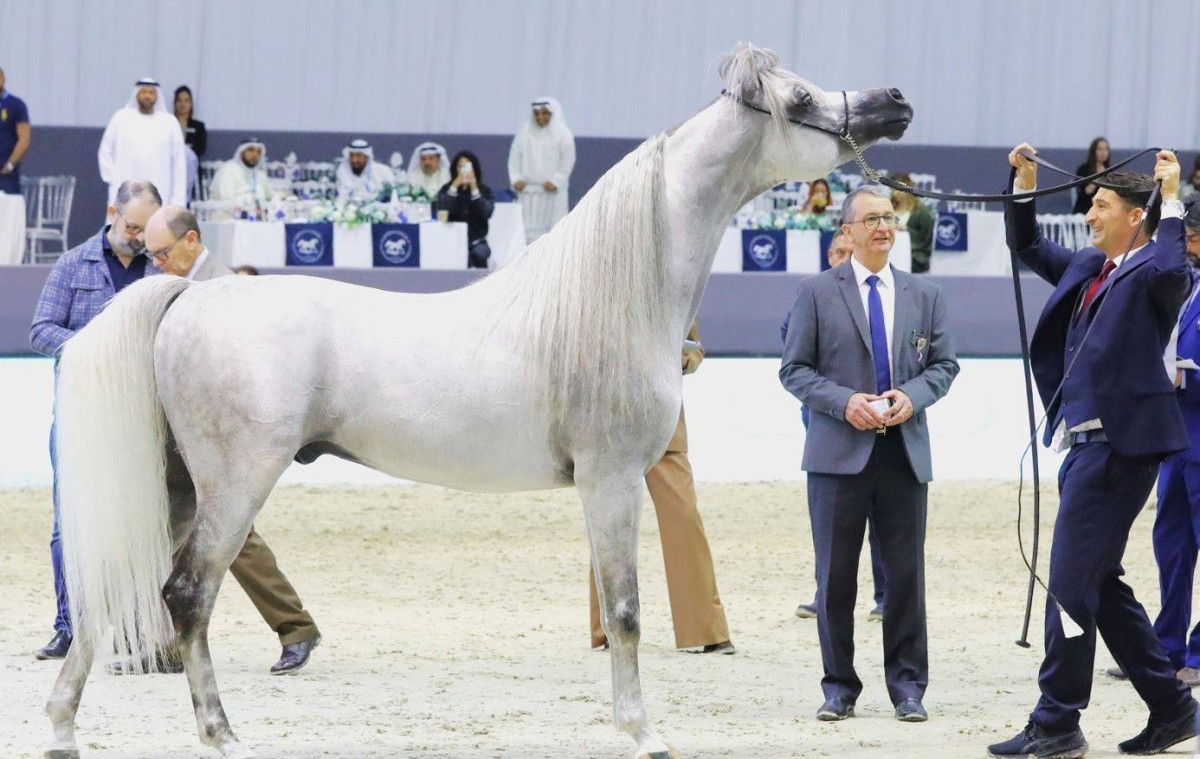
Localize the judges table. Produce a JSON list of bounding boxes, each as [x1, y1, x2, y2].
[[0, 193, 26, 265], [199, 201, 526, 270], [716, 227, 912, 272]]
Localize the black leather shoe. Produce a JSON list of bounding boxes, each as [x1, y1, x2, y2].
[[816, 697, 855, 721], [34, 630, 72, 660], [107, 650, 184, 675], [988, 722, 1087, 758], [271, 633, 320, 675], [1118, 702, 1197, 755], [699, 641, 736, 655], [894, 697, 928, 722]]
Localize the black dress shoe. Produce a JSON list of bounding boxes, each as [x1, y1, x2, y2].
[[699, 641, 736, 655], [34, 630, 72, 660], [894, 697, 928, 722], [1118, 702, 1197, 755], [987, 722, 1087, 758], [271, 633, 321, 675], [107, 650, 184, 675], [816, 697, 855, 721]]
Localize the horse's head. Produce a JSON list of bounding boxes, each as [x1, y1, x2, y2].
[[719, 44, 913, 184]]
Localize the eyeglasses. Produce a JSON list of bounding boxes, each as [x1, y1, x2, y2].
[[847, 213, 899, 231], [148, 238, 178, 262], [115, 210, 145, 236]]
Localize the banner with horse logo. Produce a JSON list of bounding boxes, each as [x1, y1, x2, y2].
[[371, 223, 421, 268], [741, 229, 787, 272], [285, 222, 334, 266], [934, 212, 969, 252]]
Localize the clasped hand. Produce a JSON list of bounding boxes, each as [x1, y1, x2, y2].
[[845, 389, 913, 431]]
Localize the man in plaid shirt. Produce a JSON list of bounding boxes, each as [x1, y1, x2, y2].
[[28, 179, 162, 660]]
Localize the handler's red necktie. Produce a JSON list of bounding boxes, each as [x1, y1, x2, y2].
[[1077, 259, 1116, 320]]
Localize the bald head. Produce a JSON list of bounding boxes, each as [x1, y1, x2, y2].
[[145, 205, 204, 277]]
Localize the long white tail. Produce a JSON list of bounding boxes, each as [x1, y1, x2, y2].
[[56, 275, 193, 672]]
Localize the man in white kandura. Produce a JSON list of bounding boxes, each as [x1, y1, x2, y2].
[[508, 97, 576, 243], [98, 78, 187, 207], [209, 137, 275, 208], [336, 138, 397, 203], [406, 142, 450, 199]]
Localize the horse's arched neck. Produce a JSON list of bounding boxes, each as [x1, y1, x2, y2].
[[661, 102, 775, 330]]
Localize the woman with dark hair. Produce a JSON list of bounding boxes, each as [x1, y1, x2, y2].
[[1072, 136, 1110, 214], [801, 177, 832, 215], [174, 85, 207, 158], [436, 150, 496, 269]]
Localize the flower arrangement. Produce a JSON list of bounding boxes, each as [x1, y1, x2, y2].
[[736, 207, 838, 231], [311, 201, 392, 228]]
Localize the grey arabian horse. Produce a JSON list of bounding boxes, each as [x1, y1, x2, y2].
[[47, 44, 912, 758]]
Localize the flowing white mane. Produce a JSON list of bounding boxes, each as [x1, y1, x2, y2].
[[487, 134, 671, 427]]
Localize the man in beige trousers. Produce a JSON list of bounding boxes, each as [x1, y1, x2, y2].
[[589, 322, 734, 653]]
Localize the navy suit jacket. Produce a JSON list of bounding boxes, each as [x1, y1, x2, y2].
[[1006, 196, 1190, 457], [1173, 273, 1200, 460]]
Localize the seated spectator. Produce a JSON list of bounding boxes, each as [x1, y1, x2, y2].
[[336, 139, 396, 203], [1182, 155, 1200, 200], [210, 137, 274, 210], [1072, 136, 1110, 214], [801, 178, 833, 216], [406, 142, 450, 199], [890, 172, 933, 274], [435, 150, 494, 269]]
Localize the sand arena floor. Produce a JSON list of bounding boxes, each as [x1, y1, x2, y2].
[[0, 481, 1176, 758]]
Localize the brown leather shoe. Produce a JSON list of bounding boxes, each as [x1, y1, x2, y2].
[[271, 633, 321, 675]]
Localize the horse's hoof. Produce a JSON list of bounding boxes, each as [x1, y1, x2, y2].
[[637, 743, 680, 759], [45, 750, 81, 759]]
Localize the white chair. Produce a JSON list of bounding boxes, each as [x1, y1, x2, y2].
[[25, 176, 76, 264]]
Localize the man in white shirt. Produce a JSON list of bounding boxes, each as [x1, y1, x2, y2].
[[98, 78, 187, 207], [405, 142, 449, 199], [336, 139, 396, 203], [508, 97, 576, 243], [209, 137, 275, 209], [780, 186, 958, 725]]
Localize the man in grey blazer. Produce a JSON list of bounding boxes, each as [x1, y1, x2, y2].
[[780, 186, 958, 723], [141, 206, 323, 675]]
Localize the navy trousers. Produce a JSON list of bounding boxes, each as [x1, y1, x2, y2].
[[49, 422, 70, 634], [1031, 441, 1192, 733], [1153, 453, 1200, 670], [808, 432, 928, 705]]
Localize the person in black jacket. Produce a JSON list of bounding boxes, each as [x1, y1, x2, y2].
[[436, 150, 495, 269], [173, 85, 206, 158], [1071, 136, 1109, 215]]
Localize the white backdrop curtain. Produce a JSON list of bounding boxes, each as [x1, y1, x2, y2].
[[1, 0, 1197, 150]]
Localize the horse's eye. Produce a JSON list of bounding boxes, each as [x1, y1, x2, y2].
[[796, 89, 814, 108]]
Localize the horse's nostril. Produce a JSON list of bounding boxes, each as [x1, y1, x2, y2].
[[888, 88, 906, 103]]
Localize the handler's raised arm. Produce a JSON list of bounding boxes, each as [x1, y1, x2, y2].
[[1008, 142, 1038, 192]]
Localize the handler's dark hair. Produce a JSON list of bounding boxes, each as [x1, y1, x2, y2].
[[1096, 171, 1160, 235]]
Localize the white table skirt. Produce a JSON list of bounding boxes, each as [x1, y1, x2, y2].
[[200, 220, 469, 269], [0, 193, 26, 265], [715, 228, 912, 273]]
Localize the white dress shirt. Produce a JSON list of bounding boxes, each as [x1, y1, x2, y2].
[[184, 246, 210, 280], [849, 256, 895, 384]]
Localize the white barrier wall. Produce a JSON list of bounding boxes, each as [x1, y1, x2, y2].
[[0, 357, 1064, 489]]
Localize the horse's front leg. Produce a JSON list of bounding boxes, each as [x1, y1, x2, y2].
[[44, 632, 94, 759], [577, 466, 678, 759]]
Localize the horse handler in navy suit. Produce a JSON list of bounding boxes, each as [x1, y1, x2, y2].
[[780, 185, 959, 723], [988, 145, 1198, 759], [1150, 197, 1200, 686]]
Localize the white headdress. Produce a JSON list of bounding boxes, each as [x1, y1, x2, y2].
[[342, 138, 373, 164], [529, 96, 571, 139], [124, 77, 168, 114], [406, 142, 449, 178], [231, 136, 267, 166]]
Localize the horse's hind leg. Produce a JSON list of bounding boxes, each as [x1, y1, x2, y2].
[[44, 633, 94, 759], [578, 468, 678, 759], [162, 457, 289, 759]]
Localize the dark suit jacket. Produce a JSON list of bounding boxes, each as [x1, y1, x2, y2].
[[780, 262, 959, 483], [1007, 196, 1190, 457]]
